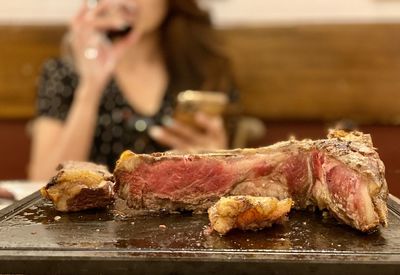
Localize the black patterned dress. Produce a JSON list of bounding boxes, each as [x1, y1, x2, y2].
[[37, 59, 174, 170]]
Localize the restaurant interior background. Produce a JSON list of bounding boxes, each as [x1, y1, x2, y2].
[[0, 0, 400, 197]]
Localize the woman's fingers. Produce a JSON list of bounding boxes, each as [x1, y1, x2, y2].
[[72, 0, 106, 27], [149, 126, 189, 150], [89, 0, 115, 18], [72, 0, 116, 31], [72, 2, 137, 58], [73, 4, 89, 24], [195, 113, 228, 149], [164, 120, 204, 143], [195, 113, 224, 135], [71, 0, 137, 55], [149, 114, 228, 151], [74, 14, 127, 35]]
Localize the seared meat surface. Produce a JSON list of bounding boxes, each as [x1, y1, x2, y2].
[[114, 130, 388, 232], [41, 162, 115, 212], [208, 196, 292, 235]]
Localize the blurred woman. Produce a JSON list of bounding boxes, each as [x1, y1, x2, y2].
[[28, 0, 236, 180]]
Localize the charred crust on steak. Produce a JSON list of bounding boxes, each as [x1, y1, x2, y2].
[[65, 185, 114, 212], [41, 161, 115, 212]]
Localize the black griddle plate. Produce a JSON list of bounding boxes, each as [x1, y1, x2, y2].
[[0, 191, 399, 275]]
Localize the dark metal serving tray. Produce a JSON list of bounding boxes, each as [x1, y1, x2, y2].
[[0, 191, 399, 275]]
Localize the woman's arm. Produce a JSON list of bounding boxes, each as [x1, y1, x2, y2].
[[28, 83, 102, 181]]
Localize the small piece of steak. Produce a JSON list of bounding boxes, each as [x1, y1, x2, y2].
[[41, 162, 115, 212], [114, 130, 388, 232], [208, 196, 293, 235]]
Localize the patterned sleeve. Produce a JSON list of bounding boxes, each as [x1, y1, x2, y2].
[[36, 58, 78, 121]]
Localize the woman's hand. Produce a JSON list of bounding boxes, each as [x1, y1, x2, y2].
[[69, 0, 138, 94], [149, 113, 228, 152]]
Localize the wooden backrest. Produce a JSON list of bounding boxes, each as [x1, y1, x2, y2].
[[223, 24, 400, 124], [0, 25, 63, 118]]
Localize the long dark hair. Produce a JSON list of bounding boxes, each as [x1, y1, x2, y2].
[[161, 0, 234, 95]]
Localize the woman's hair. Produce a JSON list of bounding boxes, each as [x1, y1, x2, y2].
[[162, 0, 234, 95]]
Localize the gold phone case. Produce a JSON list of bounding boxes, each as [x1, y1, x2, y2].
[[174, 90, 228, 126]]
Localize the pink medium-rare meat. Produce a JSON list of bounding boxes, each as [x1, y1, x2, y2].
[[114, 130, 388, 232]]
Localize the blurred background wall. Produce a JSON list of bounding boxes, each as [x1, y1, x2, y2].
[[0, 0, 399, 196]]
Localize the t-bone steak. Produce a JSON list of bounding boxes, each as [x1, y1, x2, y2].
[[114, 130, 388, 232]]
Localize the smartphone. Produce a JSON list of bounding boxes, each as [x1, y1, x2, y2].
[[174, 90, 228, 127]]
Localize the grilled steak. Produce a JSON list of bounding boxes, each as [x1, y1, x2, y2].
[[41, 162, 115, 212], [114, 130, 388, 232], [208, 196, 293, 235]]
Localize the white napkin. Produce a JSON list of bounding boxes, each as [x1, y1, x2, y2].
[[0, 181, 46, 210]]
